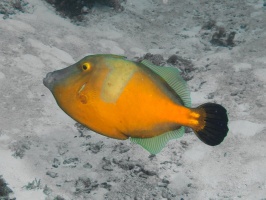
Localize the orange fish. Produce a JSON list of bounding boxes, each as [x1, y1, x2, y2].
[[43, 54, 228, 154]]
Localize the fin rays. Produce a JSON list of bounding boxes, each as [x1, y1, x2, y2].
[[130, 127, 185, 154], [141, 60, 191, 107]]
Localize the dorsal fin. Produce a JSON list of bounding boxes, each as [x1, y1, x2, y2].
[[100, 54, 127, 59], [141, 60, 191, 107], [130, 127, 185, 154], [84, 54, 127, 61]]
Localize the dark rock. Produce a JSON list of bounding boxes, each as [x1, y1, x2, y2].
[[102, 165, 113, 171], [54, 195, 65, 200], [230, 91, 238, 96], [43, 185, 52, 195], [102, 157, 113, 171], [132, 165, 142, 174], [63, 157, 79, 168], [0, 176, 14, 199], [180, 140, 189, 148], [240, 24, 247, 29], [167, 55, 195, 81], [161, 188, 170, 199], [113, 158, 157, 178], [114, 158, 136, 170], [137, 53, 165, 66], [118, 144, 130, 153], [52, 158, 60, 168], [167, 54, 194, 74], [138, 172, 148, 179], [9, 139, 31, 159], [57, 143, 69, 155], [46, 171, 58, 178], [141, 169, 156, 176], [210, 27, 236, 47], [86, 141, 104, 154], [148, 154, 156, 160], [74, 177, 98, 194], [100, 182, 112, 191], [12, 0, 24, 11], [158, 181, 168, 187], [227, 31, 236, 46], [173, 55, 194, 73], [160, 161, 172, 165], [74, 123, 91, 138], [63, 157, 79, 164], [167, 54, 179, 65], [137, 53, 194, 81], [44, 0, 125, 21], [0, 0, 28, 18], [99, 0, 125, 12], [83, 162, 92, 169], [162, 178, 170, 184], [202, 20, 216, 30], [207, 92, 214, 99], [23, 178, 41, 190]]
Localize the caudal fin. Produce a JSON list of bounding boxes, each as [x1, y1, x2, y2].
[[193, 103, 228, 146]]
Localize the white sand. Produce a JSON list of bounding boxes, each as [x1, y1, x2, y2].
[[0, 0, 266, 199]]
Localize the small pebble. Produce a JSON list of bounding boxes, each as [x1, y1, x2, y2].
[[100, 182, 112, 191], [83, 163, 92, 169], [63, 157, 79, 164], [46, 171, 58, 178], [119, 145, 130, 153], [87, 141, 104, 154], [52, 158, 60, 168], [63, 157, 79, 168], [102, 157, 113, 171], [102, 165, 113, 171]]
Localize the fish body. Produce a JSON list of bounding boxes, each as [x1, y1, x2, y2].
[[44, 54, 228, 154]]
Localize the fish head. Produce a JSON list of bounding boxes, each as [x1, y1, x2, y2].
[[43, 56, 96, 91], [43, 55, 108, 114]]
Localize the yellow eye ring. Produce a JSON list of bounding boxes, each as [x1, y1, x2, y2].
[[82, 63, 91, 71]]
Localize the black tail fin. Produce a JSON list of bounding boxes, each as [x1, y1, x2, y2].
[[193, 103, 228, 146]]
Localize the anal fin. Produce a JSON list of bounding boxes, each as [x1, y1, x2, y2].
[[130, 127, 185, 154]]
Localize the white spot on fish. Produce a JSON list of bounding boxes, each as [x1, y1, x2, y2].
[[101, 61, 137, 103], [78, 83, 87, 94]]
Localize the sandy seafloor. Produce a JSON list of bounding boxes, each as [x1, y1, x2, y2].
[[0, 0, 266, 199]]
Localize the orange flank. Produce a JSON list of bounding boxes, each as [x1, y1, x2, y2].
[[113, 70, 203, 138], [44, 54, 228, 154]]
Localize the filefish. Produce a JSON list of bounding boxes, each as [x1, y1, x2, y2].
[[43, 54, 228, 154]]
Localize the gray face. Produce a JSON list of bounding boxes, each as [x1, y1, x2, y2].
[[43, 64, 79, 91]]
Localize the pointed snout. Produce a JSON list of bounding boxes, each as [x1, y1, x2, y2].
[[43, 71, 55, 90], [43, 64, 78, 91]]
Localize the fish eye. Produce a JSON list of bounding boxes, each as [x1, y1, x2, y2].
[[82, 63, 91, 71]]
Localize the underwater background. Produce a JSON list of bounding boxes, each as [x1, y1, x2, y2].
[[0, 0, 266, 199]]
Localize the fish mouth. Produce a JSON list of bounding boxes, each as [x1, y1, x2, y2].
[[43, 72, 54, 91]]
